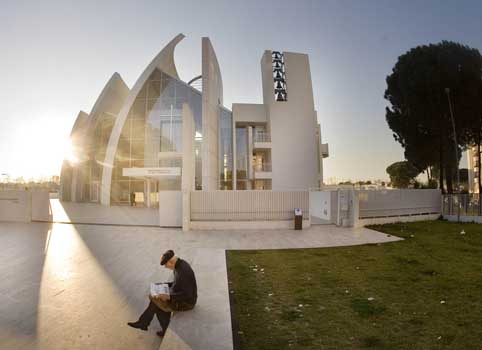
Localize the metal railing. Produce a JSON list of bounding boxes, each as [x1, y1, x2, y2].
[[442, 193, 482, 216], [358, 189, 441, 219], [190, 190, 309, 221], [253, 131, 271, 143], [253, 162, 272, 172]]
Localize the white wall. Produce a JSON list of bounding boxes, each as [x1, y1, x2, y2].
[[191, 219, 310, 230], [0, 191, 31, 222], [262, 51, 319, 191], [310, 190, 332, 221], [159, 191, 182, 227], [0, 190, 51, 222], [358, 214, 440, 227], [31, 191, 52, 221], [232, 103, 267, 124], [310, 188, 441, 227]]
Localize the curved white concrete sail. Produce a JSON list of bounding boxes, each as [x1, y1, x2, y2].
[[85, 72, 129, 135], [100, 34, 185, 205], [59, 73, 129, 202], [201, 37, 223, 190]]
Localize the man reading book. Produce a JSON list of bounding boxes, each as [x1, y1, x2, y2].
[[127, 249, 197, 337]]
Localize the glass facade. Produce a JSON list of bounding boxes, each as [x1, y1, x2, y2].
[[88, 112, 116, 202], [110, 69, 203, 205]]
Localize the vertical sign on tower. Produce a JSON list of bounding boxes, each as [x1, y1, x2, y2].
[[272, 51, 288, 101]]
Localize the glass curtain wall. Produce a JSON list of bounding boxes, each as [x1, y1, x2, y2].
[[110, 69, 202, 205], [88, 112, 116, 202]]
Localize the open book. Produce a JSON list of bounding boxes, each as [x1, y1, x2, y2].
[[150, 282, 170, 296]]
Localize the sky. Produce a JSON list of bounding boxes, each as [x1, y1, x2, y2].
[[1, 0, 482, 182]]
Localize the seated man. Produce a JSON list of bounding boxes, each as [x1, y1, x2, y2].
[[127, 249, 197, 337]]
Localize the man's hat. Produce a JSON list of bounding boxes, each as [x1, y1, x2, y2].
[[160, 249, 175, 265]]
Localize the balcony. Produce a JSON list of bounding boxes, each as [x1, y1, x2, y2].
[[253, 131, 272, 149], [253, 162, 272, 179]]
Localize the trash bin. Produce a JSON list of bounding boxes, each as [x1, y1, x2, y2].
[[294, 208, 303, 230]]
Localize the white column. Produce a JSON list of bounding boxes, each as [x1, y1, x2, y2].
[[351, 189, 360, 228], [233, 121, 237, 190], [247, 126, 253, 190], [181, 103, 195, 231], [146, 180, 151, 208]]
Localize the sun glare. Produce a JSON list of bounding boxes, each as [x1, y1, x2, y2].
[[64, 140, 79, 165]]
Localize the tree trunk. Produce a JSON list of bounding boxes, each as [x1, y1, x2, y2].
[[439, 141, 445, 194], [446, 164, 453, 194]]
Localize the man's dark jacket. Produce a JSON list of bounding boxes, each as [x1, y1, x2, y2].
[[169, 258, 197, 309]]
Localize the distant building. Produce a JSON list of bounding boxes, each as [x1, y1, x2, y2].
[[60, 34, 329, 206], [467, 145, 481, 193], [51, 176, 60, 185]]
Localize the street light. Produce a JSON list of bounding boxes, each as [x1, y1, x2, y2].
[[445, 88, 460, 192], [445, 87, 461, 221]]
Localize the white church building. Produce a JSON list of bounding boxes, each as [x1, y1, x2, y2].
[[60, 34, 329, 212]]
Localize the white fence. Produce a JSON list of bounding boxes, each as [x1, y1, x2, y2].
[[308, 188, 442, 227], [190, 190, 309, 222], [358, 189, 441, 219], [442, 194, 482, 223]]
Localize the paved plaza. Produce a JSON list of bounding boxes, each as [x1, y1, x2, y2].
[[0, 221, 401, 350]]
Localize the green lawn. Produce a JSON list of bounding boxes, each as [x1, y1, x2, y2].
[[226, 220, 482, 350]]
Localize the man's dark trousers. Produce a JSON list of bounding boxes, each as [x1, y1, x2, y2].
[[138, 301, 171, 332]]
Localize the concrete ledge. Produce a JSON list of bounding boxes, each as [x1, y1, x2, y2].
[[444, 214, 482, 223], [160, 326, 192, 350], [159, 248, 232, 350], [356, 213, 439, 227], [190, 219, 311, 230]]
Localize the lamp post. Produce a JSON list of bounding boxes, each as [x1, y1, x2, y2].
[[445, 87, 461, 220]]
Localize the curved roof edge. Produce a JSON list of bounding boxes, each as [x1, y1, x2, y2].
[[86, 72, 130, 132], [202, 37, 223, 105], [201, 37, 224, 190], [70, 111, 89, 134], [100, 33, 185, 205]]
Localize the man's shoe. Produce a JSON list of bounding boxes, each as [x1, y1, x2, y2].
[[127, 321, 148, 331], [156, 330, 165, 338]]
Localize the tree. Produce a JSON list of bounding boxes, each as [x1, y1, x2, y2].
[[426, 179, 438, 189], [386, 161, 421, 188], [385, 41, 482, 193]]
